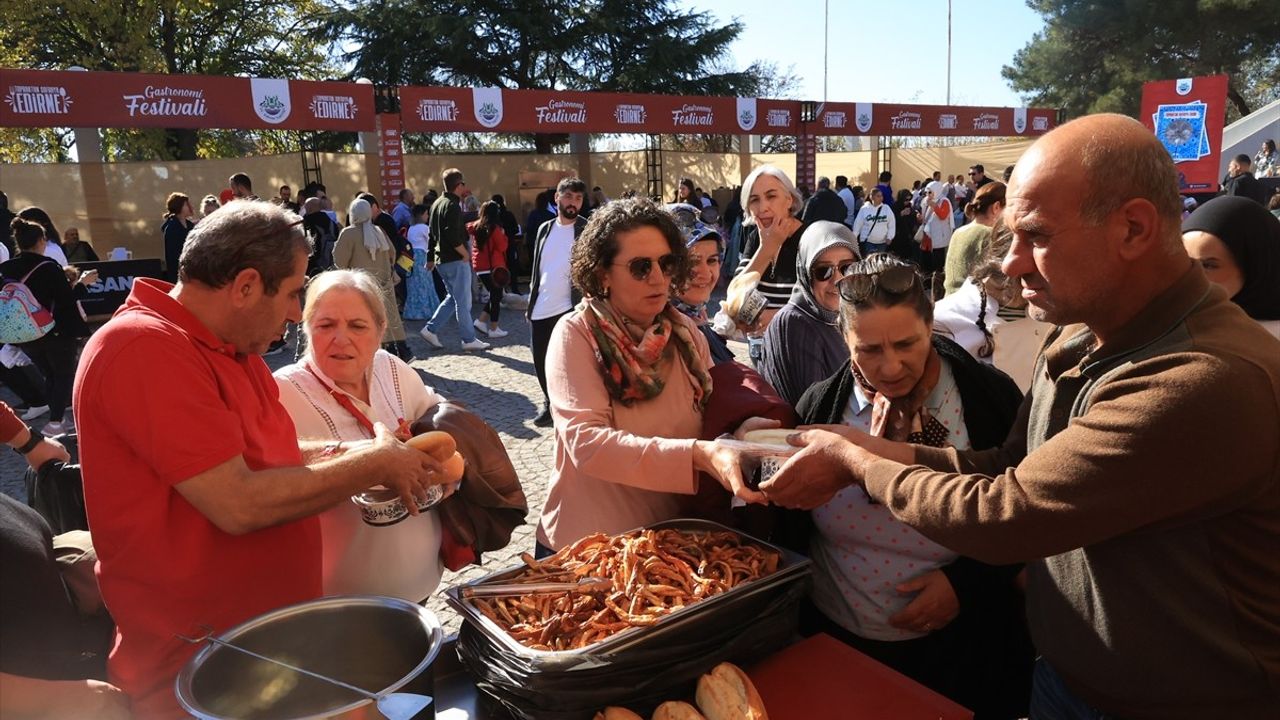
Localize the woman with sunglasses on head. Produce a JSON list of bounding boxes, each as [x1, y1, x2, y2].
[[672, 219, 735, 365], [535, 198, 766, 555], [757, 221, 860, 408], [791, 253, 1032, 719]]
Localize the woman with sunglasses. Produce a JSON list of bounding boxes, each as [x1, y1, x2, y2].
[[672, 220, 735, 365], [792, 253, 1032, 718], [757, 221, 860, 408], [535, 198, 766, 554]]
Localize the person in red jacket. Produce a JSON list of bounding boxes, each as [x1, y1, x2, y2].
[[470, 200, 510, 339]]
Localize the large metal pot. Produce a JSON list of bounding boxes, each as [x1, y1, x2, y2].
[[176, 595, 443, 720]]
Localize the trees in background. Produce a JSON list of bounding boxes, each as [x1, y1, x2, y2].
[[1004, 0, 1280, 122], [315, 0, 793, 153], [1, 0, 333, 163]]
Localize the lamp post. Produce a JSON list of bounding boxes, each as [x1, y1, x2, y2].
[[946, 0, 952, 105]]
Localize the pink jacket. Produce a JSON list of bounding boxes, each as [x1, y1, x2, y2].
[[537, 309, 713, 550]]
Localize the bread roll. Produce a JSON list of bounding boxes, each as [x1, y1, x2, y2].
[[441, 451, 465, 483], [405, 430, 457, 461], [651, 701, 707, 720], [695, 662, 768, 720], [594, 708, 645, 720]]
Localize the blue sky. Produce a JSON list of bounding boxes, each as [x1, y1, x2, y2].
[[689, 0, 1047, 108]]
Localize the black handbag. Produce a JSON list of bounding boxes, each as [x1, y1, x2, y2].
[[24, 459, 89, 535]]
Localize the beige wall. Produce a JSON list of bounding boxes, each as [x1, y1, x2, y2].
[[0, 139, 1033, 256]]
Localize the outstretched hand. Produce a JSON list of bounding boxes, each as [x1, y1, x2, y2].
[[693, 440, 768, 506], [759, 429, 864, 509]]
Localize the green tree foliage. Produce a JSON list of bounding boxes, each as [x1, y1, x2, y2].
[[314, 0, 785, 152], [1004, 0, 1280, 122], [1, 0, 333, 162]]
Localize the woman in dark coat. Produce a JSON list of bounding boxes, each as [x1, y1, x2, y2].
[[793, 253, 1033, 719]]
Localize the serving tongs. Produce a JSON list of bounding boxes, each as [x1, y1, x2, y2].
[[177, 625, 432, 720], [461, 576, 611, 599]]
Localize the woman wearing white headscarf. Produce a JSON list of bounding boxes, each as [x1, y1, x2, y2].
[[757, 221, 860, 407], [917, 180, 954, 276], [334, 198, 409, 350]]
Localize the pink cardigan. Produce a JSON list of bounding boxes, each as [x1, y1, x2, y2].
[[537, 309, 713, 550]]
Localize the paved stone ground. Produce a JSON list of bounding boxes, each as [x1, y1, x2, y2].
[[0, 290, 741, 635]]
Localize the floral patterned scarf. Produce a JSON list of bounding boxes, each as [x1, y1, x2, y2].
[[853, 347, 950, 447], [579, 297, 713, 409]]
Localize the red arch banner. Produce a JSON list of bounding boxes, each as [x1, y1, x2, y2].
[[2, 68, 1057, 138]]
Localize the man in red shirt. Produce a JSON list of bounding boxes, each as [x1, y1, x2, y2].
[[74, 201, 443, 719]]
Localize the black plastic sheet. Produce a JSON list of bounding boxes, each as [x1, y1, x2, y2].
[[457, 577, 807, 720]]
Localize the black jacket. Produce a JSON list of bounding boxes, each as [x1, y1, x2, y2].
[[801, 188, 848, 225], [373, 210, 408, 261], [526, 216, 588, 320], [796, 334, 1023, 450], [161, 216, 192, 283], [1223, 171, 1269, 205], [0, 253, 90, 338]]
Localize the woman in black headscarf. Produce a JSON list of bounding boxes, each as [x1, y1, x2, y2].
[[757, 221, 860, 407], [1182, 195, 1280, 338]]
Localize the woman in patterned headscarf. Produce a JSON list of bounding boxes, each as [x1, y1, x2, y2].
[[791, 252, 1032, 719]]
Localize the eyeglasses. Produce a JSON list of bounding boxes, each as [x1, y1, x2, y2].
[[838, 265, 921, 303], [812, 260, 857, 283], [967, 172, 979, 176], [615, 254, 680, 281]]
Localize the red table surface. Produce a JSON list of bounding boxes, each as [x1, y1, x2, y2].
[[746, 633, 974, 720]]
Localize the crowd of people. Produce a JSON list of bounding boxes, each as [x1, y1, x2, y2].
[[2, 119, 1279, 720]]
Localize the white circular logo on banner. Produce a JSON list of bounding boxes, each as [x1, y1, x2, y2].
[[473, 87, 504, 128], [250, 78, 292, 124], [736, 97, 757, 132]]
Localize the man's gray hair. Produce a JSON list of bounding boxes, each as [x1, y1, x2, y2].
[[817, 176, 831, 189], [301, 269, 388, 346], [740, 165, 804, 226], [179, 201, 309, 294], [1076, 115, 1182, 227]]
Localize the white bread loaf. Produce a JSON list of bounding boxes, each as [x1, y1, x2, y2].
[[695, 662, 768, 720]]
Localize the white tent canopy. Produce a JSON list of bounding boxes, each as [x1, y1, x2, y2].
[[1220, 97, 1280, 177]]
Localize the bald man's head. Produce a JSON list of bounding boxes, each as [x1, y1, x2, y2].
[[1020, 113, 1183, 232]]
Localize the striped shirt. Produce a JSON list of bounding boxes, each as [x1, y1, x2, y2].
[[735, 222, 807, 309]]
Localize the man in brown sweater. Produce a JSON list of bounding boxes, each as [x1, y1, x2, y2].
[[761, 114, 1280, 719]]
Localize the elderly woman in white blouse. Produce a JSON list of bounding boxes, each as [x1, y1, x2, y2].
[[274, 269, 447, 602]]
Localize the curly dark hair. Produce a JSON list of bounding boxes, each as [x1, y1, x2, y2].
[[569, 197, 689, 298]]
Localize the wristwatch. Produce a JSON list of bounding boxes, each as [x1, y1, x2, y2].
[[12, 428, 42, 455]]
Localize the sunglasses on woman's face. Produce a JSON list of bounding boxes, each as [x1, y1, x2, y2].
[[812, 260, 857, 283], [838, 265, 920, 302], [615, 254, 680, 281]]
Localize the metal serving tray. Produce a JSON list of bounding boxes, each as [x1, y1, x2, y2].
[[443, 518, 811, 665]]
